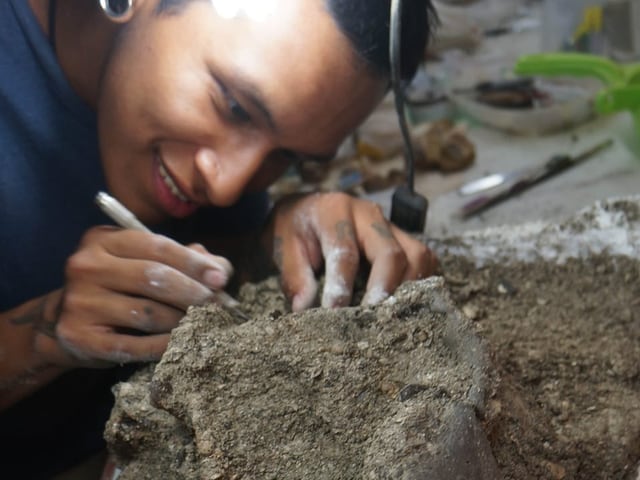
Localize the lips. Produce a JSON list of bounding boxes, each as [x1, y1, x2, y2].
[[153, 153, 199, 218], [158, 162, 189, 202]]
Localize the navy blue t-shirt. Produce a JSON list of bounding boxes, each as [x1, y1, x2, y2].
[[0, 1, 268, 477]]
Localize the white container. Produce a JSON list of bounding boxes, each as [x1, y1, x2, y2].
[[440, 49, 602, 136], [449, 78, 598, 136]]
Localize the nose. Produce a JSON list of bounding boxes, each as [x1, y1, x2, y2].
[[194, 142, 268, 207]]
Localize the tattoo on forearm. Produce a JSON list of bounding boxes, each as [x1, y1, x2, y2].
[[371, 222, 393, 239], [0, 363, 55, 392], [9, 298, 45, 327], [336, 220, 356, 242], [9, 294, 61, 339], [1, 295, 62, 395]]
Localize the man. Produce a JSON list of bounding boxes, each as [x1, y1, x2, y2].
[[0, 0, 438, 477]]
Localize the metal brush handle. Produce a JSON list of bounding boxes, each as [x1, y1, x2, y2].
[[390, 0, 416, 193]]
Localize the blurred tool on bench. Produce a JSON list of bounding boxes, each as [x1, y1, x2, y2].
[[459, 138, 614, 218]]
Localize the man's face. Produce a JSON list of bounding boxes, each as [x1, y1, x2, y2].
[[97, 0, 387, 224]]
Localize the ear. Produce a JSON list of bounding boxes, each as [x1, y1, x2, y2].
[[98, 0, 137, 23]]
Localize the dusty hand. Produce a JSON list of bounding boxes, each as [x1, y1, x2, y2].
[[35, 227, 233, 367], [266, 192, 438, 311]]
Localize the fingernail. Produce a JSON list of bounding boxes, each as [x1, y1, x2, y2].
[[203, 268, 228, 289], [291, 294, 306, 312], [291, 284, 318, 312], [321, 278, 350, 308], [361, 285, 389, 306], [210, 257, 234, 278], [213, 290, 240, 308]]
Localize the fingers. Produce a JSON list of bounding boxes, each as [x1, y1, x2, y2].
[[187, 243, 234, 288], [314, 197, 362, 308], [277, 195, 361, 309], [64, 289, 184, 333], [56, 327, 171, 365], [391, 225, 440, 281], [290, 264, 318, 312], [50, 227, 239, 368], [81, 228, 233, 290], [355, 215, 408, 306], [350, 201, 437, 305], [277, 234, 320, 312], [69, 230, 233, 309], [356, 216, 439, 305], [53, 286, 186, 366], [99, 259, 216, 310], [33, 290, 177, 368], [317, 197, 414, 307], [271, 193, 439, 311]]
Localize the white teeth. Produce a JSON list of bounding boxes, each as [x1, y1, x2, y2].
[[158, 163, 190, 203]]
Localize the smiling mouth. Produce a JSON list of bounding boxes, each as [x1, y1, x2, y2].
[[158, 161, 191, 203]]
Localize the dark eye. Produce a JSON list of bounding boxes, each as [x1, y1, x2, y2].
[[228, 95, 250, 123], [220, 85, 251, 124]]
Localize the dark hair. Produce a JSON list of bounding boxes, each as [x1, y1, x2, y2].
[[325, 0, 438, 82], [155, 0, 438, 82]]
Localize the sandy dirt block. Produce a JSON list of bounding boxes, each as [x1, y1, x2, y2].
[[105, 277, 499, 480]]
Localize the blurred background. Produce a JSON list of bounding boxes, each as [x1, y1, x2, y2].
[[270, 0, 640, 237]]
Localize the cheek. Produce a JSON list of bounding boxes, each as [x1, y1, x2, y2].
[[96, 58, 157, 167], [98, 26, 213, 147]]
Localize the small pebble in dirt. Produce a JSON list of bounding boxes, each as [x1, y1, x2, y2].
[[496, 278, 517, 296], [544, 460, 567, 480], [398, 383, 429, 402], [462, 304, 480, 321]]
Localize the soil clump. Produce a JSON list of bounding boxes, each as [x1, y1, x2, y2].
[[106, 277, 498, 479]]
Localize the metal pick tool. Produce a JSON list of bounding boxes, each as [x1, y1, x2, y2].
[[458, 139, 614, 218], [95, 191, 250, 322]]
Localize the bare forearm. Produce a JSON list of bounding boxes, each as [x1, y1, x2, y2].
[[0, 291, 68, 410]]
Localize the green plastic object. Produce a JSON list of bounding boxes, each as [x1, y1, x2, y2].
[[514, 53, 640, 134]]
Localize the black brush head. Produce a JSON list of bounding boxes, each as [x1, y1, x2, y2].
[[390, 185, 428, 233]]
